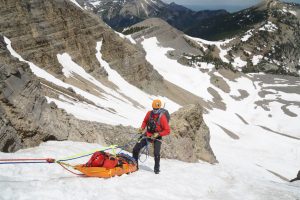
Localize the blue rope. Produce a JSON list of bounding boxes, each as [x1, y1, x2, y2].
[[139, 138, 150, 163], [118, 135, 142, 154]]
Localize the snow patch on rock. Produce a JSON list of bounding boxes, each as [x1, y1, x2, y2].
[[241, 29, 254, 42], [252, 55, 263, 65], [114, 31, 137, 44], [69, 0, 84, 10], [259, 21, 278, 32], [232, 57, 247, 71], [185, 35, 234, 63]]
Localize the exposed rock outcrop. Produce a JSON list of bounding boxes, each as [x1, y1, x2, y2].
[[162, 104, 217, 164]]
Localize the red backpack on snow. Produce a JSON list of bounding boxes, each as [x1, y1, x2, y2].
[[85, 151, 118, 169]]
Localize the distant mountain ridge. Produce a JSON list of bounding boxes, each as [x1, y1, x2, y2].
[[125, 0, 300, 76], [77, 0, 300, 42], [184, 0, 300, 40], [77, 0, 228, 35]]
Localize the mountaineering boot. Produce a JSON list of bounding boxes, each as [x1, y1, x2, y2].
[[154, 155, 160, 174], [134, 159, 139, 171], [290, 170, 300, 182]]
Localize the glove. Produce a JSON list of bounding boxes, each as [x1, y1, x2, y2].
[[137, 128, 144, 134], [151, 132, 160, 139]]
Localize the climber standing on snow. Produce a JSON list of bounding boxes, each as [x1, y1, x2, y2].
[[132, 99, 170, 174]]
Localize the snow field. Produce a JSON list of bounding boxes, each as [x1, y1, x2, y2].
[[0, 141, 299, 200], [140, 36, 300, 196], [185, 35, 234, 64]]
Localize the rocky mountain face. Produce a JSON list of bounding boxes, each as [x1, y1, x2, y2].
[[77, 0, 227, 34], [0, 0, 215, 163], [0, 35, 110, 152], [0, 0, 164, 93], [229, 0, 300, 76], [0, 32, 143, 152], [184, 3, 269, 40], [214, 0, 300, 76], [186, 0, 300, 75], [126, 0, 300, 76]]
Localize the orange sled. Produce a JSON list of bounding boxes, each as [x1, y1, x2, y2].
[[74, 163, 137, 178]]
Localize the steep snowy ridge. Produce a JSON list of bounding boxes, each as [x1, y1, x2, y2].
[[82, 0, 166, 17], [4, 36, 180, 127]]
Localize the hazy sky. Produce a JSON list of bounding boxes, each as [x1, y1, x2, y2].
[[163, 0, 300, 6], [162, 0, 300, 12]]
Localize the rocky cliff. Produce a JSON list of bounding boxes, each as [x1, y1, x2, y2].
[[0, 0, 163, 92], [164, 104, 217, 163], [0, 35, 135, 152]]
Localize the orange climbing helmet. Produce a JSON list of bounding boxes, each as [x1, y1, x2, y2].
[[152, 99, 162, 109]]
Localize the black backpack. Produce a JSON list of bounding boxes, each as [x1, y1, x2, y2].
[[159, 108, 170, 123], [146, 108, 170, 133]]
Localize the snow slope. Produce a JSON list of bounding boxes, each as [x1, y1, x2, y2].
[[0, 141, 299, 200], [141, 37, 300, 138]]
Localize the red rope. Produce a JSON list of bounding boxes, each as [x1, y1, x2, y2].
[[57, 162, 85, 176], [0, 157, 84, 176], [0, 158, 55, 163], [0, 158, 49, 161]]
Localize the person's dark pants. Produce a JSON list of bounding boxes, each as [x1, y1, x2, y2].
[[132, 138, 162, 171]]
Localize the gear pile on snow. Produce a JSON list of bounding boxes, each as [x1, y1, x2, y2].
[[74, 151, 137, 178]]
